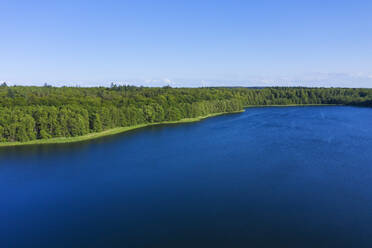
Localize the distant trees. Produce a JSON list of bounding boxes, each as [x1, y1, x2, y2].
[[0, 86, 371, 142]]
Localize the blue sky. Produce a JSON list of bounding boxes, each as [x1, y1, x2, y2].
[[1, 0, 372, 87]]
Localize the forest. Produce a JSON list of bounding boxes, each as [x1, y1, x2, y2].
[[0, 83, 371, 143]]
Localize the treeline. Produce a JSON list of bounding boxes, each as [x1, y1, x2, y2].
[[0, 84, 371, 142]]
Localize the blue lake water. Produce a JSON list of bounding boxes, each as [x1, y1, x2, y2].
[[1, 106, 372, 247]]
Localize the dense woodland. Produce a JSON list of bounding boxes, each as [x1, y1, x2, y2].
[[0, 83, 371, 142]]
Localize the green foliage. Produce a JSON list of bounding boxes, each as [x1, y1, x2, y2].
[[90, 113, 103, 132], [0, 126, 5, 142], [0, 85, 371, 142]]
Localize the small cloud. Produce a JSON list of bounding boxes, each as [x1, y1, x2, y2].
[[141, 78, 174, 87], [163, 78, 172, 84]]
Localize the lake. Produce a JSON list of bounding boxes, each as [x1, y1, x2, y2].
[[1, 106, 372, 248]]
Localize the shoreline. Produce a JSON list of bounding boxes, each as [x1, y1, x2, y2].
[[0, 104, 346, 148], [0, 110, 244, 148], [244, 104, 341, 108]]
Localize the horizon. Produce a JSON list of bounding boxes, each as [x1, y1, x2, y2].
[[2, 82, 372, 89], [1, 0, 372, 88]]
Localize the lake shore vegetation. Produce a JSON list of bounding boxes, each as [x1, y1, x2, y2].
[[0, 84, 371, 146]]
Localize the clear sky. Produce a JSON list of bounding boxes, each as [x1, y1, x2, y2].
[[1, 0, 372, 87]]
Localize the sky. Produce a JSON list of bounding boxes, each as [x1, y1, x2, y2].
[[1, 0, 372, 87]]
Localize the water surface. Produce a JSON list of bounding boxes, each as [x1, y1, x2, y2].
[[1, 106, 372, 247]]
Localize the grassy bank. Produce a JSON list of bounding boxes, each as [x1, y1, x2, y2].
[[0, 110, 244, 147]]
